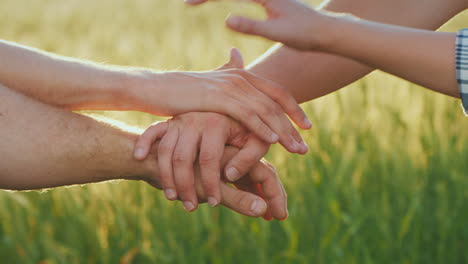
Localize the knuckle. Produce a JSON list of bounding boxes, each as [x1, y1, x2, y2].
[[240, 19, 255, 33], [272, 103, 284, 115], [243, 108, 256, 119], [254, 121, 269, 136], [235, 193, 253, 209], [256, 103, 275, 117], [173, 151, 190, 164], [198, 151, 218, 167]]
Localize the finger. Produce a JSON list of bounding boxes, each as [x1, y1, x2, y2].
[[219, 182, 268, 218], [157, 125, 179, 200], [134, 122, 168, 160], [226, 101, 279, 144], [255, 184, 274, 221], [225, 135, 270, 182], [172, 129, 200, 212], [226, 16, 278, 40], [216, 47, 245, 71], [236, 160, 288, 220], [233, 182, 274, 221], [245, 87, 306, 153], [262, 104, 306, 154], [225, 75, 306, 153], [231, 69, 312, 130], [199, 125, 227, 207]]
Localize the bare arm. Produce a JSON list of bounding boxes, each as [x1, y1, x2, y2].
[[226, 0, 462, 97], [245, 0, 467, 102], [0, 82, 154, 190], [0, 83, 287, 219], [321, 17, 458, 97], [0, 41, 310, 150]]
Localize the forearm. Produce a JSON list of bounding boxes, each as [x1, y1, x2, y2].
[[321, 16, 458, 97], [0, 83, 156, 190], [0, 40, 147, 111], [248, 0, 465, 103]]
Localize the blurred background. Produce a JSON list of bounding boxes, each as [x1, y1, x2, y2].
[[0, 0, 467, 263]]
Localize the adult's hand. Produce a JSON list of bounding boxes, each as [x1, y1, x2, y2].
[[131, 48, 312, 149], [144, 144, 288, 221], [134, 113, 269, 211], [134, 49, 307, 211]]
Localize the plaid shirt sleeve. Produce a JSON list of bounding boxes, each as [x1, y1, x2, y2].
[[456, 29, 468, 115]]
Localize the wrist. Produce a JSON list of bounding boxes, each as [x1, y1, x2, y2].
[[313, 11, 359, 51], [108, 69, 158, 112], [120, 69, 172, 115], [120, 133, 162, 189]]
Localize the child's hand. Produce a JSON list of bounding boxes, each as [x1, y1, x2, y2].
[[133, 113, 280, 212], [226, 0, 331, 50]]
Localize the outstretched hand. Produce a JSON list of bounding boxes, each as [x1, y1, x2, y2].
[[187, 0, 332, 51]]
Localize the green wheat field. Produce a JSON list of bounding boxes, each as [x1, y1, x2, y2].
[[1, 0, 467, 263]]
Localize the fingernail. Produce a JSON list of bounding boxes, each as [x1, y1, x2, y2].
[[134, 148, 145, 159], [270, 133, 279, 143], [208, 197, 218, 207], [293, 141, 302, 152], [226, 167, 240, 182], [165, 189, 177, 200], [250, 199, 267, 215], [304, 117, 312, 128], [183, 201, 195, 212]]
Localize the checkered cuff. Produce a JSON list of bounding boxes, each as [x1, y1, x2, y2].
[[456, 29, 468, 115]]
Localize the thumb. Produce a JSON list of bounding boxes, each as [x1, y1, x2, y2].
[[216, 47, 245, 71], [226, 16, 275, 40], [225, 136, 270, 182], [220, 182, 268, 217], [134, 122, 168, 160]]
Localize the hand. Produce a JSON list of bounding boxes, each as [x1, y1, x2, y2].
[[134, 51, 308, 211], [144, 144, 288, 221], [132, 48, 312, 147], [222, 0, 333, 51], [135, 112, 281, 211]]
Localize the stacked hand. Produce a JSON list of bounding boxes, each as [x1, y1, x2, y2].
[[135, 49, 308, 219], [133, 0, 324, 220], [143, 144, 289, 220], [133, 48, 312, 149]]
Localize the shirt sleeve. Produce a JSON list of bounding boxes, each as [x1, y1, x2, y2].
[[456, 29, 468, 116]]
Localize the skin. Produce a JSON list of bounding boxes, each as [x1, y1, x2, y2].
[[3, 0, 466, 218], [0, 40, 311, 150], [226, 0, 468, 97], [0, 6, 303, 219], [146, 0, 468, 213], [181, 0, 468, 151], [135, 49, 306, 211], [0, 83, 288, 220]]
